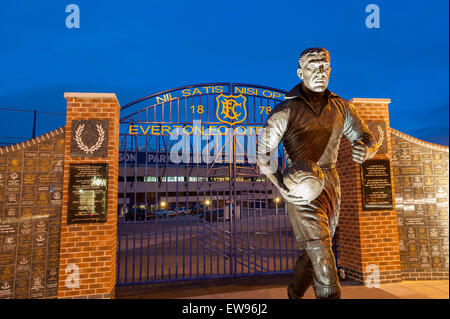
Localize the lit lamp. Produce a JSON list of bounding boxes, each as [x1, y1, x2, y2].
[[160, 201, 166, 208], [275, 197, 280, 215], [205, 199, 211, 206]]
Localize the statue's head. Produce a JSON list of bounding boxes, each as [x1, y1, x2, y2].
[[297, 48, 331, 93]]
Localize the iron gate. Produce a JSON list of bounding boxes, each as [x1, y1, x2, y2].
[[116, 83, 337, 285]]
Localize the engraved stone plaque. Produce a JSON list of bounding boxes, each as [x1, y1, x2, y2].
[[361, 159, 394, 210], [68, 163, 108, 224], [70, 120, 108, 158]]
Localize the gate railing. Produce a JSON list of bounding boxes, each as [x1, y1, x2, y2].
[[116, 83, 338, 286]]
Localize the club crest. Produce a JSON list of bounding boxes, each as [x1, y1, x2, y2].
[[216, 94, 247, 126]]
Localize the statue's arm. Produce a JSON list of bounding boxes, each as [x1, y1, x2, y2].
[[343, 102, 379, 163], [256, 107, 290, 192]]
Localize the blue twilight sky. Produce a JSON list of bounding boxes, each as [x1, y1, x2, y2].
[[0, 0, 448, 145]]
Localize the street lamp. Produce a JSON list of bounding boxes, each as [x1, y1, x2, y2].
[[275, 197, 280, 215]]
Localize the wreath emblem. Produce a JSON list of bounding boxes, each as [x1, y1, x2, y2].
[[74, 123, 105, 154], [376, 125, 384, 148]]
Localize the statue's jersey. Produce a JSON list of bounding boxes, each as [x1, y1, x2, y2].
[[257, 83, 377, 168]]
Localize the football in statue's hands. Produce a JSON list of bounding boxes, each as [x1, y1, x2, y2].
[[283, 160, 325, 202]]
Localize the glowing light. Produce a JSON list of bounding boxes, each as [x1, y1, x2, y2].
[[160, 201, 166, 208], [205, 200, 211, 206], [91, 178, 105, 186], [275, 197, 281, 203]]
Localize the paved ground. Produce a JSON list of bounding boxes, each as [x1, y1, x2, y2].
[[115, 274, 449, 299], [186, 281, 449, 299]]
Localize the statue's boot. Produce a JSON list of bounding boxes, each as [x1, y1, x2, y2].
[[287, 250, 314, 299], [307, 246, 341, 299]]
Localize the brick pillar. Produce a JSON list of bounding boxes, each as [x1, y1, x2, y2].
[[336, 98, 402, 284], [57, 93, 120, 298]]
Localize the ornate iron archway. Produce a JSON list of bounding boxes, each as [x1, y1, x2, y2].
[[116, 83, 303, 285]]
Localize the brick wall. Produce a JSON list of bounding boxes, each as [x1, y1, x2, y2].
[[57, 93, 120, 299], [336, 98, 402, 284]]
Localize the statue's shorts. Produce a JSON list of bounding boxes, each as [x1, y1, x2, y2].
[[286, 166, 340, 248], [286, 166, 341, 298]]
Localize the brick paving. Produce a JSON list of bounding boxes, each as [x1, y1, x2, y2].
[[115, 274, 448, 299]]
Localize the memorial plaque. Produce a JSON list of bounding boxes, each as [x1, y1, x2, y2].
[[0, 253, 14, 266], [436, 176, 448, 186], [14, 278, 29, 297], [48, 225, 60, 240], [5, 192, 19, 206], [392, 150, 399, 162], [16, 253, 31, 273], [24, 152, 37, 158], [0, 224, 16, 236], [55, 138, 65, 152], [68, 163, 108, 224], [411, 153, 421, 165], [400, 143, 409, 149], [405, 217, 426, 226], [34, 233, 47, 248], [423, 164, 433, 176], [46, 273, 58, 289], [37, 173, 59, 184], [421, 153, 432, 164], [7, 158, 22, 172], [39, 142, 53, 152], [0, 265, 14, 281], [23, 173, 35, 185], [0, 279, 13, 298], [400, 166, 422, 175], [36, 192, 49, 207], [423, 176, 434, 186], [48, 238, 60, 251], [23, 158, 37, 172], [38, 158, 52, 172], [50, 187, 62, 206], [70, 120, 109, 158], [20, 202, 35, 213], [402, 177, 412, 187], [7, 172, 20, 186], [47, 254, 59, 267], [360, 159, 394, 210]]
